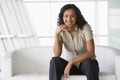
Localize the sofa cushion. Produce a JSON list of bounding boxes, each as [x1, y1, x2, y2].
[[99, 72, 116, 80], [12, 47, 53, 75], [61, 75, 87, 80], [12, 73, 49, 80], [11, 73, 116, 80], [62, 73, 116, 80]]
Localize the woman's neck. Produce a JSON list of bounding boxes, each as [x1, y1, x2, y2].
[[67, 25, 76, 32]]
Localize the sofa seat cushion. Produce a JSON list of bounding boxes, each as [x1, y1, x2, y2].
[[99, 72, 116, 80], [11, 72, 116, 80], [61, 73, 116, 80], [11, 73, 49, 80], [61, 75, 87, 80]]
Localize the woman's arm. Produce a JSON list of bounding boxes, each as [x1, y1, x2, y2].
[[53, 25, 67, 57], [64, 39, 95, 78], [53, 34, 62, 57], [71, 39, 95, 64]]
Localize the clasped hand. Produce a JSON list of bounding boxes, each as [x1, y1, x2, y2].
[[56, 25, 68, 35], [64, 61, 73, 78]]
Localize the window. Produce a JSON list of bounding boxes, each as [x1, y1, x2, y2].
[[24, 0, 108, 46]]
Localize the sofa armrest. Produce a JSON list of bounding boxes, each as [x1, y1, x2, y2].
[[1, 51, 14, 80], [115, 56, 120, 80]]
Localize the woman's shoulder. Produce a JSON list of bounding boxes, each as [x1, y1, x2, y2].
[[83, 23, 91, 29], [77, 23, 91, 30], [81, 23, 92, 31]]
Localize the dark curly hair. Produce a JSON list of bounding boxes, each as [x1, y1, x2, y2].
[[57, 4, 87, 29]]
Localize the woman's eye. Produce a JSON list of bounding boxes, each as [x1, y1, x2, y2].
[[71, 15, 75, 18], [64, 15, 68, 18], [63, 15, 76, 18]]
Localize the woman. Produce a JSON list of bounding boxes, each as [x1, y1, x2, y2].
[[49, 4, 99, 80]]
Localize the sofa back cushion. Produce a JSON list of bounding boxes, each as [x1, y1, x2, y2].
[[12, 46, 54, 75], [61, 46, 120, 74], [12, 46, 120, 75]]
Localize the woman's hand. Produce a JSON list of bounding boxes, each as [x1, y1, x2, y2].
[[64, 61, 73, 78], [56, 25, 67, 35]]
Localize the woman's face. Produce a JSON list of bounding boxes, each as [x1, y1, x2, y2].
[[63, 9, 76, 28]]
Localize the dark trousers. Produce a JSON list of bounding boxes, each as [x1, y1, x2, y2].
[[49, 57, 99, 80]]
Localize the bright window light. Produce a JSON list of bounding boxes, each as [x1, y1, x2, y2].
[[24, 0, 108, 46]]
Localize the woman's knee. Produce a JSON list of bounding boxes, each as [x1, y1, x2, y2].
[[50, 57, 61, 61], [81, 58, 99, 72], [82, 58, 91, 66], [50, 57, 61, 64], [50, 57, 68, 67], [83, 59, 99, 68]]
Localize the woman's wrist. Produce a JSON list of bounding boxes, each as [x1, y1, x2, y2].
[[55, 33, 61, 39], [55, 32, 60, 36], [69, 60, 73, 65]]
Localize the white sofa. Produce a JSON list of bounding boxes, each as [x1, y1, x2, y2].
[[1, 46, 120, 80]]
